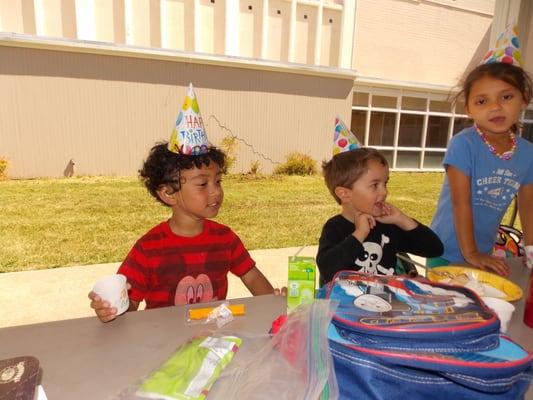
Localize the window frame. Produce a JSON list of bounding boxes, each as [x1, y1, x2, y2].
[[351, 86, 468, 171]]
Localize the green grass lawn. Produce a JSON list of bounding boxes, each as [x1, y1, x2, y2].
[[0, 171, 507, 273]]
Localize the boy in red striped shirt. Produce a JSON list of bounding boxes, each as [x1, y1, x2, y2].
[[89, 84, 281, 322], [89, 143, 280, 322]]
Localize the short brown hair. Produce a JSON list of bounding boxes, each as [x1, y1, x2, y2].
[[322, 148, 388, 204]]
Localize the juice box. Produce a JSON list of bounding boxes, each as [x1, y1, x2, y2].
[[287, 256, 316, 311]]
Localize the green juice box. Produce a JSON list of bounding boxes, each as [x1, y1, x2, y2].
[[287, 256, 316, 311]]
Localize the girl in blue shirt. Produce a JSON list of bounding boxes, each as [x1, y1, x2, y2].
[[430, 61, 533, 275]]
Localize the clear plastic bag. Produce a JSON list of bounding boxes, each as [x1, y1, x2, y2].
[[209, 299, 339, 400], [117, 333, 238, 400], [117, 300, 338, 400]]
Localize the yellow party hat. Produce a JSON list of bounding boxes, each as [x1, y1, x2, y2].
[[168, 83, 209, 155]]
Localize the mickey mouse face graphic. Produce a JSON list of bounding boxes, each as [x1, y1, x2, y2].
[[174, 274, 215, 305]]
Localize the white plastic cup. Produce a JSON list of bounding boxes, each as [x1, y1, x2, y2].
[[93, 274, 129, 315], [525, 245, 533, 269], [481, 296, 515, 333]]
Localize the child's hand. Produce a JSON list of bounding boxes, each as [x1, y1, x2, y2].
[[274, 287, 287, 296], [464, 252, 510, 276], [353, 212, 375, 242], [88, 291, 119, 323], [376, 203, 417, 230]]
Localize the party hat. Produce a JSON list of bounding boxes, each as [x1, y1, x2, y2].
[[481, 23, 523, 67], [333, 116, 362, 156], [168, 83, 209, 155]]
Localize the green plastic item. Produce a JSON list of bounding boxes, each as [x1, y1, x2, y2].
[[287, 256, 316, 311], [137, 336, 241, 400]]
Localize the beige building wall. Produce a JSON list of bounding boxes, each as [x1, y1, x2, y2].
[[321, 8, 341, 67], [124, 0, 162, 48], [267, 0, 291, 62], [294, 4, 316, 65], [8, 0, 533, 177], [0, 0, 24, 33], [353, 0, 494, 87], [0, 0, 342, 66], [34, 0, 77, 39], [238, 0, 262, 58], [161, 0, 193, 51], [0, 41, 353, 178], [196, 0, 226, 55], [92, 0, 124, 43]]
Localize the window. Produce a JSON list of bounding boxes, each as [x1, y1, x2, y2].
[[402, 96, 426, 111], [522, 108, 533, 143], [453, 117, 470, 135], [398, 114, 423, 147], [351, 110, 366, 139], [429, 100, 452, 113], [523, 124, 533, 143], [353, 92, 369, 107], [351, 87, 533, 170], [426, 116, 449, 147], [423, 152, 445, 169], [351, 83, 533, 170], [351, 88, 483, 170], [396, 151, 420, 168], [369, 112, 395, 146], [372, 95, 397, 109], [381, 150, 394, 166], [455, 101, 465, 115]]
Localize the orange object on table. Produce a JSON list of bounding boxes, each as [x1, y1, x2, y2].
[[188, 304, 246, 320]]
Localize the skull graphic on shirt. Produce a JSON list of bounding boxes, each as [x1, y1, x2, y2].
[[355, 234, 394, 275]]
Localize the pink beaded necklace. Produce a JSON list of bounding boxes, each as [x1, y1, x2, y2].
[[474, 124, 517, 161]]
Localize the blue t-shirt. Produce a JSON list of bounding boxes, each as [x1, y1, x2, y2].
[[431, 126, 533, 263]]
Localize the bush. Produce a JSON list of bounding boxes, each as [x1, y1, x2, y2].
[[274, 152, 316, 176], [219, 135, 238, 172], [0, 157, 8, 179], [248, 160, 261, 175]]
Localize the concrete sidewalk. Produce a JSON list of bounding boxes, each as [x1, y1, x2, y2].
[[0, 246, 318, 328]]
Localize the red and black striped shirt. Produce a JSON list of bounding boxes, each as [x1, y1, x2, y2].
[[117, 219, 255, 308]]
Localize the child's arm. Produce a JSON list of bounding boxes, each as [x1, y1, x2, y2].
[[317, 219, 367, 284], [377, 202, 443, 257], [375, 202, 417, 230], [240, 266, 276, 296], [448, 166, 509, 275], [88, 288, 139, 323], [518, 183, 533, 247]]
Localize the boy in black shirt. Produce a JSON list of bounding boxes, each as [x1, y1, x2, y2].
[[317, 147, 443, 285]]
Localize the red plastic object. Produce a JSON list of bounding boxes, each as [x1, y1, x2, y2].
[[524, 269, 533, 328], [270, 314, 287, 334]]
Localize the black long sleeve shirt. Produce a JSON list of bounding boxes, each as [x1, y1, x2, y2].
[[317, 214, 443, 284]]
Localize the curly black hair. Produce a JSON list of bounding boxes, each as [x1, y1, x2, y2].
[[139, 142, 226, 206]]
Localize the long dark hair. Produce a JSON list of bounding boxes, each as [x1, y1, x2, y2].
[[456, 63, 532, 132]]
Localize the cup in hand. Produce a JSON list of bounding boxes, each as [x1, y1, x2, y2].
[[481, 296, 515, 333], [93, 274, 129, 315]]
